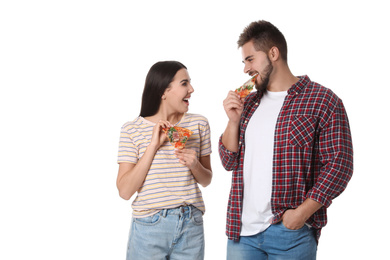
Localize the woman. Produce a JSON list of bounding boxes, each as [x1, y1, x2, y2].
[[117, 61, 212, 260]]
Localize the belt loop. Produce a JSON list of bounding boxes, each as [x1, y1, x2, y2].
[[161, 209, 167, 218], [189, 205, 193, 218]]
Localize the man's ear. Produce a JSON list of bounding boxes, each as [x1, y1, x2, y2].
[[269, 46, 280, 62]]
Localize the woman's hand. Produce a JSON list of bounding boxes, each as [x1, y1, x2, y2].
[[149, 120, 172, 151], [175, 150, 213, 187], [175, 150, 212, 187], [174, 149, 198, 169]]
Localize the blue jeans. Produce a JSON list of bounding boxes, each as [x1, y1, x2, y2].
[[227, 222, 317, 260], [127, 205, 204, 260]]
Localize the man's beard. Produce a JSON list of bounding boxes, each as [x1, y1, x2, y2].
[[255, 58, 273, 93]]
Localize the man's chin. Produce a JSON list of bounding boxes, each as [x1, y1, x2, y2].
[[255, 82, 268, 92]]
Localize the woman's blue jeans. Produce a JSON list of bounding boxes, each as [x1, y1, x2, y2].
[[227, 222, 317, 260], [127, 205, 204, 260]]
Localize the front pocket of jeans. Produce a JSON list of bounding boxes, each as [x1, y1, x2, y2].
[[281, 221, 307, 232], [288, 116, 316, 148], [134, 213, 161, 226], [191, 208, 204, 225]]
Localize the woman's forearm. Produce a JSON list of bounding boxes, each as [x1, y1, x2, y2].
[[190, 155, 212, 187], [116, 145, 158, 200]]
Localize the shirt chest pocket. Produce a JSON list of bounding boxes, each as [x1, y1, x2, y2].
[[288, 116, 317, 148]]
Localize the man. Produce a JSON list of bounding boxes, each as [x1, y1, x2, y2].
[[219, 20, 353, 259]]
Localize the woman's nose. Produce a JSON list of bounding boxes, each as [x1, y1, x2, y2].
[[189, 84, 194, 93]]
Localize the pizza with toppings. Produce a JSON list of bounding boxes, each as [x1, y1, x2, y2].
[[163, 126, 193, 149], [235, 74, 258, 98]]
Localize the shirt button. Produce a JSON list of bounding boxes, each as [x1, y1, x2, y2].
[[255, 103, 258, 105], [245, 120, 248, 124]]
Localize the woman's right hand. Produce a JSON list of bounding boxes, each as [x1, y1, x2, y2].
[[149, 120, 172, 151]]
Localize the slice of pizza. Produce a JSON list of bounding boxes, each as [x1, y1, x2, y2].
[[163, 126, 193, 149], [235, 74, 258, 98]]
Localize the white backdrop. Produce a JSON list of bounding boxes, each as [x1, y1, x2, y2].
[[1, 0, 389, 259]]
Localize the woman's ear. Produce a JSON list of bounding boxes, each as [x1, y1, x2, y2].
[[162, 85, 172, 100]]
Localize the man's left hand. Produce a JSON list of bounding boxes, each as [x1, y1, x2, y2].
[[282, 208, 306, 230]]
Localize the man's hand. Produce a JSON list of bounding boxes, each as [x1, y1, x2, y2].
[[221, 91, 244, 153], [281, 199, 323, 230], [223, 91, 244, 124], [282, 208, 306, 230]]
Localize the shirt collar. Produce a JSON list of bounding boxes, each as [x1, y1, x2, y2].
[[255, 75, 310, 98], [287, 75, 310, 95]]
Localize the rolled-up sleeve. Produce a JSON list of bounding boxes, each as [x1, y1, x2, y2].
[[218, 135, 240, 171], [306, 99, 353, 207]]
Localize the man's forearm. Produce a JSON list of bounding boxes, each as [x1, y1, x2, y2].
[[221, 121, 240, 152], [296, 198, 323, 221]]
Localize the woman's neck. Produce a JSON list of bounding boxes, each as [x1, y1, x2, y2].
[[144, 111, 184, 125]]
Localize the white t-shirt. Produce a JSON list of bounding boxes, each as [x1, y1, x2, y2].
[[241, 90, 288, 236]]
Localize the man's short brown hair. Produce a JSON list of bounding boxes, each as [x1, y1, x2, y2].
[[238, 20, 288, 61]]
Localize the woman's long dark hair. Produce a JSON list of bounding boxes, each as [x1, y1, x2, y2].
[[139, 61, 187, 117]]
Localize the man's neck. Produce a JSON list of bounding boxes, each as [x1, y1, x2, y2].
[[267, 65, 299, 92]]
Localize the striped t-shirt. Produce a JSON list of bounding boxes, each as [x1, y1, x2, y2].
[[117, 113, 212, 218]]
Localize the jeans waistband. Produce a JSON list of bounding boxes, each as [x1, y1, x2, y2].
[[160, 205, 194, 218]]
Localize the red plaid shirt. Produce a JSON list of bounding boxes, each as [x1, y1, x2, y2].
[[219, 75, 353, 242]]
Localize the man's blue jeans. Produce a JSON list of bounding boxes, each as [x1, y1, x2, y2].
[[227, 222, 317, 260], [126, 205, 204, 260]]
